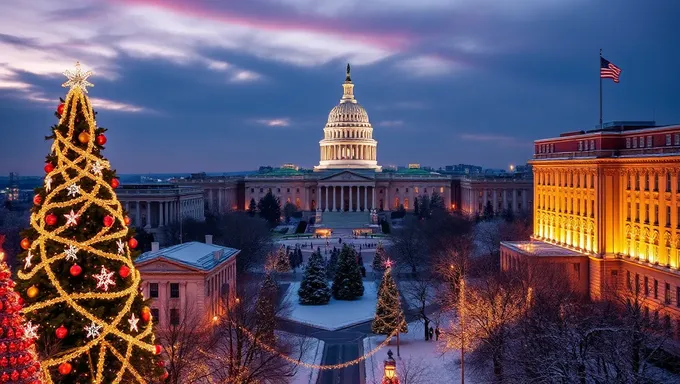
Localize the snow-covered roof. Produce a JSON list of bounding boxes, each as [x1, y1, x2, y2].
[[501, 240, 585, 257], [135, 241, 238, 271]]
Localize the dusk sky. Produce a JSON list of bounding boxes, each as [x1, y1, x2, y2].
[[0, 0, 678, 176]]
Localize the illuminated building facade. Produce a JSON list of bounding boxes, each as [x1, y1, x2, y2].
[[501, 122, 680, 339], [459, 176, 533, 216]]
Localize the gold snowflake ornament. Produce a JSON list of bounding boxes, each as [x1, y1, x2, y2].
[[62, 61, 94, 93]]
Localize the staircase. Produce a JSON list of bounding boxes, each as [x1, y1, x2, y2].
[[321, 211, 369, 229]]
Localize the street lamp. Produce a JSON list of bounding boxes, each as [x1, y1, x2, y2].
[[382, 349, 399, 384]]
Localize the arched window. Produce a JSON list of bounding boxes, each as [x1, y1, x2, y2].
[[404, 198, 409, 210], [295, 198, 301, 209], [394, 197, 400, 209]]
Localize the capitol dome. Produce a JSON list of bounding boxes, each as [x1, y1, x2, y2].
[[315, 64, 381, 172]]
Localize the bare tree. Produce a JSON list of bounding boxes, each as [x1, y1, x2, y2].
[[203, 277, 311, 383], [157, 303, 216, 384], [402, 272, 438, 340], [389, 216, 427, 275]]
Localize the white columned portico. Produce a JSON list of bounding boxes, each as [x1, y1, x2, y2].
[[135, 202, 141, 227], [364, 186, 367, 211], [325, 186, 329, 212], [356, 186, 360, 211], [332, 186, 337, 211], [317, 186, 321, 210], [341, 187, 344, 212], [349, 186, 353, 212], [372, 187, 376, 210], [145, 201, 151, 228], [160, 201, 165, 226]]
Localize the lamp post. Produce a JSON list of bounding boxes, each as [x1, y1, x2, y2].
[[382, 349, 399, 384]]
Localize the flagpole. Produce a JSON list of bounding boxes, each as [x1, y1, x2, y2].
[[599, 48, 603, 128]]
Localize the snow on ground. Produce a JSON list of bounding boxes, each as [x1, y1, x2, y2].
[[280, 332, 325, 384], [282, 281, 378, 330], [364, 320, 475, 384]]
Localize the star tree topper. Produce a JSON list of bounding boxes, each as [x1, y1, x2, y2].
[[62, 61, 94, 93], [384, 258, 394, 269]]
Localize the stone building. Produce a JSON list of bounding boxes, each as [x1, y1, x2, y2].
[[460, 175, 533, 216], [501, 121, 680, 342], [135, 235, 238, 329]]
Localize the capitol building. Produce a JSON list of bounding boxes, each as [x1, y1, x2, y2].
[[119, 65, 532, 235]]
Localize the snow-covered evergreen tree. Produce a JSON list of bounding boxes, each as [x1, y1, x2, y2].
[[274, 246, 290, 272], [255, 273, 278, 344], [298, 251, 331, 305], [372, 242, 387, 275], [326, 248, 338, 278], [372, 266, 407, 335], [332, 245, 364, 300]]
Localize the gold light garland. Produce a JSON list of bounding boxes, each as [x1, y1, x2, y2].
[[17, 63, 157, 384], [200, 320, 402, 371]]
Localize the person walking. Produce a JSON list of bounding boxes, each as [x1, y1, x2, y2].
[[435, 326, 440, 341]]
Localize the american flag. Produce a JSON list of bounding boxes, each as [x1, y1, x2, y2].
[[600, 56, 621, 83]]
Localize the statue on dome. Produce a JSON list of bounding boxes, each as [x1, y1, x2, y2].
[[345, 63, 351, 81]]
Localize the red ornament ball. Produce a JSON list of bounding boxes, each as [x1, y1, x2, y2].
[[57, 103, 65, 116], [33, 195, 42, 206], [141, 311, 151, 323], [155, 345, 163, 355], [157, 360, 165, 368], [96, 134, 107, 146], [103, 215, 114, 227], [128, 238, 138, 249], [119, 265, 130, 279], [124, 216, 131, 226], [55, 325, 68, 339], [161, 369, 169, 380], [110, 178, 120, 189], [58, 362, 72, 375], [44, 163, 54, 173], [45, 213, 57, 226], [69, 264, 82, 277], [20, 239, 30, 250]]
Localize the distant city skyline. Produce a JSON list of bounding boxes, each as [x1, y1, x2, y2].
[[0, 0, 678, 175]]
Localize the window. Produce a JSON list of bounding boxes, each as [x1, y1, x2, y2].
[[277, 188, 281, 193], [635, 174, 640, 190], [250, 188, 254, 193], [260, 188, 263, 193], [626, 174, 630, 190], [578, 141, 583, 151], [170, 283, 180, 298], [627, 203, 631, 220], [639, 137, 644, 147], [415, 187, 419, 193], [635, 203, 639, 222], [632, 138, 637, 148], [424, 188, 428, 193], [667, 206, 671, 227], [590, 140, 595, 150], [675, 133, 680, 145], [635, 274, 640, 294], [665, 283, 671, 304], [150, 283, 158, 298], [647, 136, 652, 147], [654, 279, 658, 299], [654, 174, 658, 191], [644, 276, 649, 296], [677, 207, 680, 228], [667, 134, 672, 146], [626, 138, 631, 148], [591, 201, 594, 217], [627, 271, 631, 290], [645, 174, 649, 191], [151, 308, 159, 324], [645, 203, 649, 223], [296, 188, 300, 193], [667, 173, 672, 192], [440, 187, 444, 193], [286, 188, 290, 193], [170, 308, 180, 326], [654, 205, 658, 224]]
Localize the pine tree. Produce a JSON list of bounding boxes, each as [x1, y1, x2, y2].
[[255, 274, 278, 344], [248, 198, 257, 217], [0, 235, 43, 384], [298, 251, 331, 305], [372, 267, 407, 335], [274, 247, 290, 272], [430, 191, 445, 214], [257, 192, 281, 228], [326, 249, 338, 279], [15, 64, 162, 383], [413, 197, 419, 217], [372, 242, 387, 275], [331, 245, 364, 300]]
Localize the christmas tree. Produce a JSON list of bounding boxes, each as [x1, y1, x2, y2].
[[325, 249, 338, 279], [254, 274, 278, 345], [0, 235, 43, 384], [298, 251, 330, 305], [371, 242, 386, 276], [331, 245, 364, 300], [273, 247, 290, 273], [371, 264, 407, 335], [15, 63, 162, 383]]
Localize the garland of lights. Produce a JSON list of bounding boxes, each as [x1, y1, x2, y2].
[[200, 320, 403, 371], [17, 63, 158, 384]]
